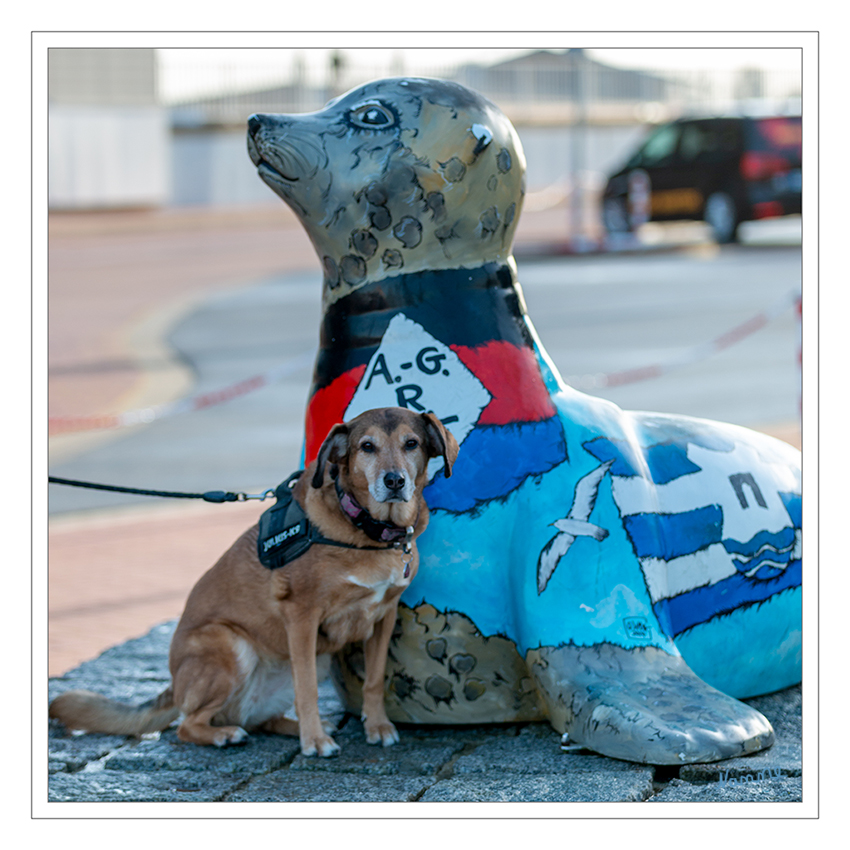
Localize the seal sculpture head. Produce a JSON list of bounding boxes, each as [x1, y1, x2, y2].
[[247, 77, 526, 302]]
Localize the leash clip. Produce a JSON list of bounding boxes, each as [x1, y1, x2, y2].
[[237, 489, 276, 502]]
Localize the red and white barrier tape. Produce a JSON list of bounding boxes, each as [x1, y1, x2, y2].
[[564, 288, 800, 390], [49, 351, 315, 435], [49, 289, 799, 435]]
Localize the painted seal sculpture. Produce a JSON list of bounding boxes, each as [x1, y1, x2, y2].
[[247, 77, 801, 764]]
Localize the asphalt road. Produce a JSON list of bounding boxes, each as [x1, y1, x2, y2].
[[48, 240, 802, 515]]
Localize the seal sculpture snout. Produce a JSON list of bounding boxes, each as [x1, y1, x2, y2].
[[246, 113, 263, 138], [247, 112, 326, 192]]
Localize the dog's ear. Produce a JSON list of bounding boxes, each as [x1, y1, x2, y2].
[[421, 412, 459, 478], [312, 423, 350, 488]]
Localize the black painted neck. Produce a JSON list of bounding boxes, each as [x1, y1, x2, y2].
[[314, 263, 533, 389]]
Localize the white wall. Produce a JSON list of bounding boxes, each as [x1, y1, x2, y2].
[[49, 105, 170, 209], [518, 124, 649, 189], [170, 129, 276, 207]]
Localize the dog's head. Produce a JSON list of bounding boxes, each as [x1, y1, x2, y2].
[[247, 77, 526, 302], [311, 407, 459, 525]]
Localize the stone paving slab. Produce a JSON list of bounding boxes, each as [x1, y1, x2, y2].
[[45, 621, 803, 804], [649, 776, 803, 803], [227, 772, 435, 803], [451, 725, 650, 776], [101, 729, 303, 776], [47, 767, 246, 803], [419, 772, 655, 803], [289, 720, 466, 777]]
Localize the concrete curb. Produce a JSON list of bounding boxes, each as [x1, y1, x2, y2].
[[47, 622, 802, 804]]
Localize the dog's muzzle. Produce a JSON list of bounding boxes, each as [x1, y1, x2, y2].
[[371, 469, 415, 504]]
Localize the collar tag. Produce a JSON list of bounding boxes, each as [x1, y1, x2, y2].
[[401, 526, 415, 577]]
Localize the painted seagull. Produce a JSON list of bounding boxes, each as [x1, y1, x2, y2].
[[537, 460, 614, 594]]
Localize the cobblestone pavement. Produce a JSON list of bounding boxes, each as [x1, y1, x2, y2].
[[47, 621, 802, 804]]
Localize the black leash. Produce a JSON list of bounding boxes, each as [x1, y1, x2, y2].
[[47, 476, 275, 504], [50, 473, 415, 575]]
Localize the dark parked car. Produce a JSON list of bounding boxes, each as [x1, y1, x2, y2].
[[601, 115, 802, 243]]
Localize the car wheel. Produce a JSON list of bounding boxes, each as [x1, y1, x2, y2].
[[602, 198, 632, 235], [704, 192, 740, 243]]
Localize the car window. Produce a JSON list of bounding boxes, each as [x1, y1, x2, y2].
[[679, 121, 739, 164], [679, 123, 713, 161], [629, 124, 681, 167]]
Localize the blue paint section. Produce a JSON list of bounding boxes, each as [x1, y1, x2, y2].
[[644, 443, 703, 484], [584, 437, 701, 484], [623, 505, 724, 561], [424, 417, 566, 513], [405, 366, 802, 695], [517, 470, 675, 653], [779, 490, 802, 527], [673, 586, 801, 698], [410, 463, 678, 656], [723, 527, 798, 580], [634, 413, 737, 453], [657, 559, 802, 637], [722, 527, 797, 557], [731, 548, 794, 578], [582, 436, 644, 478]]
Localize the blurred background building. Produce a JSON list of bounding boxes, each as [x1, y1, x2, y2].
[[48, 48, 170, 209], [47, 47, 802, 216]]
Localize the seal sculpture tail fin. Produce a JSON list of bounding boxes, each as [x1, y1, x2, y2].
[[49, 688, 179, 737]]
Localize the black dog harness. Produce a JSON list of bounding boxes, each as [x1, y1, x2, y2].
[[257, 470, 415, 572]]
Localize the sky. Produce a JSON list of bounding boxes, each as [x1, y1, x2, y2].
[[156, 46, 802, 102]]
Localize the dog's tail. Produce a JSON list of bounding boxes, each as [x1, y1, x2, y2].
[[49, 687, 179, 737]]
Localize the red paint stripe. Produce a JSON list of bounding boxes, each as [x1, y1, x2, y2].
[[304, 365, 366, 463], [451, 342, 556, 424]]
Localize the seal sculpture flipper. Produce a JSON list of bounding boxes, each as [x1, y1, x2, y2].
[[247, 76, 801, 763], [528, 644, 775, 764]]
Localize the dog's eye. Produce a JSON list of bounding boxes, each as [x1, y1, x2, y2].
[[360, 441, 376, 453], [404, 439, 419, 451], [349, 102, 396, 130]]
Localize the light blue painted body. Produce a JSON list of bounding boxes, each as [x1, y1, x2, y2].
[[406, 327, 801, 699]]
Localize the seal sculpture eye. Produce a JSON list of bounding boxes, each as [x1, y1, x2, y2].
[[349, 102, 397, 130]]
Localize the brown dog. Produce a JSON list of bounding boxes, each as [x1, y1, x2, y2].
[[49, 408, 458, 757]]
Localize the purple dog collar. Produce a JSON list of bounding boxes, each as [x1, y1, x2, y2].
[[335, 480, 410, 543]]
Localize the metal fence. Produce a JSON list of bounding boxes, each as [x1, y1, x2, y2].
[[162, 51, 802, 129]]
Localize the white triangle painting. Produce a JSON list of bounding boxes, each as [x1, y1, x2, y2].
[[344, 314, 492, 473]]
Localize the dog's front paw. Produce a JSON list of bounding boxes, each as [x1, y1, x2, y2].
[[212, 726, 249, 747], [363, 717, 400, 747], [301, 733, 341, 758]]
